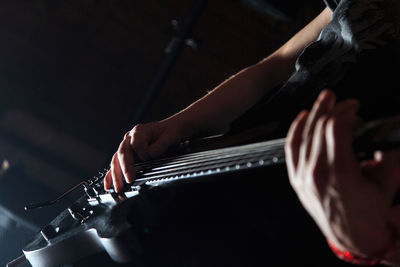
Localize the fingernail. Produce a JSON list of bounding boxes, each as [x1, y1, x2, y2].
[[320, 89, 332, 99], [298, 110, 309, 119], [318, 91, 328, 100], [125, 176, 134, 184]]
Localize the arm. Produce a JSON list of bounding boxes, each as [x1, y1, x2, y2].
[[173, 7, 333, 139], [105, 7, 333, 192], [285, 90, 400, 265]]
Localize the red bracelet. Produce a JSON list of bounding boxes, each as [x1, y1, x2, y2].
[[327, 227, 398, 265]]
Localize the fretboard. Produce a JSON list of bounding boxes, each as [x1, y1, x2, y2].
[[133, 138, 286, 187]]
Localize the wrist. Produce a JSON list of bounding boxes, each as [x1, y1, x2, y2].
[[161, 111, 199, 141], [348, 222, 394, 256], [164, 103, 221, 140], [328, 222, 399, 265]]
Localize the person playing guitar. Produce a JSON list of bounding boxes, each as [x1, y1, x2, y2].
[[104, 5, 333, 192], [104, 0, 400, 265]]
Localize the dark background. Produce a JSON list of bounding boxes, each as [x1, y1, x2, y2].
[[0, 1, 364, 266]]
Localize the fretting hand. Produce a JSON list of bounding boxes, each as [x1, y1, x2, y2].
[[104, 118, 183, 193]]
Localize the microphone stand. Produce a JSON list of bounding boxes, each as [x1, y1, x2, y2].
[[132, 0, 207, 123]]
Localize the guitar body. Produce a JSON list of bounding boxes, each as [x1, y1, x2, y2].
[[23, 165, 289, 266], [22, 155, 293, 267], [23, 195, 140, 266]]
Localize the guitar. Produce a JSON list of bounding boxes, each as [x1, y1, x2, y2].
[[10, 116, 400, 267]]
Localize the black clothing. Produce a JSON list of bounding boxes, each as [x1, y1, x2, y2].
[[324, 0, 340, 10], [279, 0, 399, 118], [228, 3, 400, 265], [232, 0, 400, 136]]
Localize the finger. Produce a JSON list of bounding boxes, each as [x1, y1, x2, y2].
[[104, 170, 112, 190], [309, 115, 330, 194], [309, 98, 360, 190], [302, 90, 336, 140], [129, 124, 150, 161], [285, 110, 309, 177], [300, 90, 336, 162], [326, 100, 360, 178], [325, 113, 360, 180], [118, 136, 136, 183], [111, 152, 124, 193]]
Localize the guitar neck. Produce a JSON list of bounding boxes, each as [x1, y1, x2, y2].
[[131, 115, 400, 187], [25, 116, 400, 210], [82, 115, 400, 203], [133, 138, 286, 187]]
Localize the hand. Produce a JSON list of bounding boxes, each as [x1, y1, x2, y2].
[[104, 118, 183, 193], [285, 90, 400, 255]]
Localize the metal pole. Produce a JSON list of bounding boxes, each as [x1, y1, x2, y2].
[[132, 0, 207, 123]]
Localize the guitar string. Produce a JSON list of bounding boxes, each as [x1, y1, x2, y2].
[[135, 141, 285, 178], [138, 148, 284, 177], [135, 152, 286, 184], [134, 139, 286, 182], [134, 138, 286, 171]]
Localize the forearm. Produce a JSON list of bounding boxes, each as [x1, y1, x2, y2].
[[167, 54, 294, 139], [164, 7, 332, 140]]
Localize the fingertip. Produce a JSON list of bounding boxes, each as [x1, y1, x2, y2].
[[322, 89, 336, 105], [309, 90, 336, 122], [287, 110, 309, 141], [319, 89, 330, 97], [112, 176, 124, 193], [110, 153, 125, 193], [294, 109, 309, 128], [115, 184, 123, 193], [298, 110, 309, 120], [104, 171, 111, 190], [286, 109, 310, 169], [319, 89, 334, 100], [124, 167, 136, 184], [117, 141, 136, 184]]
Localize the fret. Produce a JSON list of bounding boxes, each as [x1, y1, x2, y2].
[[134, 139, 286, 185], [142, 155, 285, 186], [135, 138, 286, 171], [137, 152, 284, 181]]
